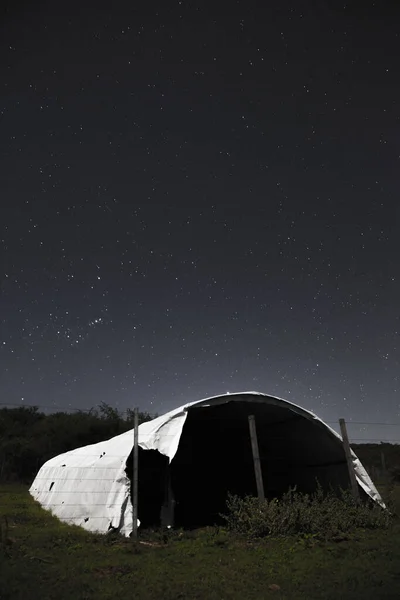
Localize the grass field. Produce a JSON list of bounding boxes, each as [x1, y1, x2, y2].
[[1, 485, 400, 600]]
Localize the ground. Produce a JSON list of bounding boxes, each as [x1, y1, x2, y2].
[[1, 484, 400, 600]]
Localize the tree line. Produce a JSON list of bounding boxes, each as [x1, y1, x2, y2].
[[0, 403, 156, 483], [0, 404, 399, 484]]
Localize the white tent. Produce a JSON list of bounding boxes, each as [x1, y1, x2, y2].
[[30, 391, 384, 536]]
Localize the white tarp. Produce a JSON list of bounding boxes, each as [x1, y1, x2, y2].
[[29, 391, 384, 536]]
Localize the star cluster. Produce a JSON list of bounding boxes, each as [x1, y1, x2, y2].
[[1, 1, 399, 440]]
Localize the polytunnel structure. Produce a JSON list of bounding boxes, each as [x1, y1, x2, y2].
[[30, 391, 384, 535]]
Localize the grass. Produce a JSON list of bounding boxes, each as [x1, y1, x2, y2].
[[1, 484, 400, 600]]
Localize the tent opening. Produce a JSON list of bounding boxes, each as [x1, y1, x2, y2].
[[125, 448, 169, 528], [170, 401, 353, 528], [127, 400, 356, 530]]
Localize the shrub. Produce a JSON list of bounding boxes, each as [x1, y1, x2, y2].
[[221, 484, 391, 539]]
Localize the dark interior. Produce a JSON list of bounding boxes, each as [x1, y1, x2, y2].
[[125, 447, 169, 529], [126, 399, 351, 529]]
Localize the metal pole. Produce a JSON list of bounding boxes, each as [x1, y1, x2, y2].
[[248, 415, 265, 501], [132, 407, 139, 539], [339, 418, 360, 504]]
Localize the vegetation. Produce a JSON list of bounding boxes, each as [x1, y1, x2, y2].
[[1, 484, 400, 600], [222, 485, 392, 539], [0, 404, 156, 483], [352, 443, 400, 483]]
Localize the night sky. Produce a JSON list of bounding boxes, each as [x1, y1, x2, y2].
[[1, 1, 399, 441]]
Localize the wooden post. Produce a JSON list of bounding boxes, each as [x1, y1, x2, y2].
[[339, 418, 360, 504], [248, 415, 265, 501], [132, 407, 139, 540]]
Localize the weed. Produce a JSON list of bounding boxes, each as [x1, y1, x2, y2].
[[221, 482, 391, 539]]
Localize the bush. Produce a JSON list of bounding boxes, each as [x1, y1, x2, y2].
[[221, 484, 391, 539]]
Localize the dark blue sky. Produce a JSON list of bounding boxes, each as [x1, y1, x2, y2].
[[1, 1, 399, 441]]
